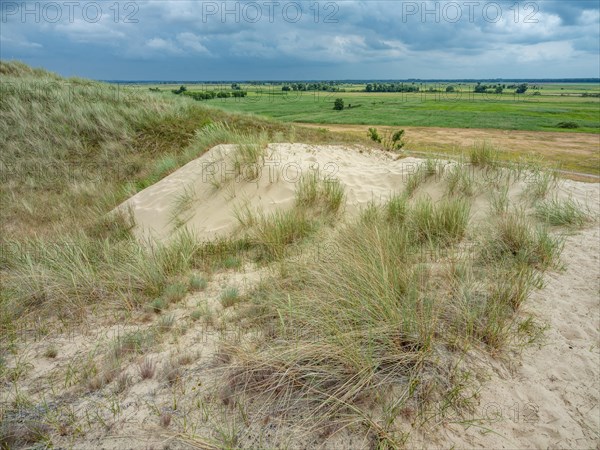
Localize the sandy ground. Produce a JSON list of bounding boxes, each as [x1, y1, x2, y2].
[[4, 144, 599, 449]]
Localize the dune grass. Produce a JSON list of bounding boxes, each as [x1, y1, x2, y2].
[[220, 190, 563, 442], [0, 61, 364, 336], [534, 197, 590, 227]]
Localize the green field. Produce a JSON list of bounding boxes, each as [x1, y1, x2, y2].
[[141, 82, 600, 133]]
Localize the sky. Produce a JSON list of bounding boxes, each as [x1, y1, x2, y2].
[[1, 0, 599, 80]]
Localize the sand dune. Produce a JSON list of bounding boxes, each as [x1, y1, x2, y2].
[[117, 143, 600, 448], [121, 143, 430, 241]]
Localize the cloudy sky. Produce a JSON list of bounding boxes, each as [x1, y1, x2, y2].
[[1, 1, 599, 80]]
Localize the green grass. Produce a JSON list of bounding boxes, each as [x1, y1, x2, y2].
[[221, 189, 562, 438], [295, 171, 346, 214], [481, 211, 563, 271], [179, 85, 600, 134], [534, 197, 590, 227]]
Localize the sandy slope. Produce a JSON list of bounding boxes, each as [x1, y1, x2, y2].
[[415, 226, 600, 449], [120, 143, 428, 241]]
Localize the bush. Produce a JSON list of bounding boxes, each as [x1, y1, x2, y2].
[[367, 127, 381, 143], [333, 98, 344, 110], [556, 121, 579, 129]]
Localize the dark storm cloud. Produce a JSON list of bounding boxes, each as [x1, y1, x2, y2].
[[0, 0, 598, 79]]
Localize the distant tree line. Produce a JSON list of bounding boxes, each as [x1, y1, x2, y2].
[[170, 85, 247, 100], [365, 83, 419, 93], [281, 82, 342, 92]]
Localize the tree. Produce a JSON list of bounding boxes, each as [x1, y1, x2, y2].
[[515, 83, 528, 94], [282, 86, 291, 91], [494, 86, 504, 94], [171, 85, 187, 95], [334, 98, 344, 110], [446, 85, 455, 92], [474, 82, 487, 94], [366, 84, 373, 92]]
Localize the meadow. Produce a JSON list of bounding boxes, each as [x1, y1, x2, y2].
[[142, 82, 600, 133]]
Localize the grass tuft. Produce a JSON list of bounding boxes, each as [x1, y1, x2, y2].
[[534, 197, 590, 227]]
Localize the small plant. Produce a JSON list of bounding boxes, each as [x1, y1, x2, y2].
[[222, 255, 242, 270], [156, 314, 175, 333], [405, 160, 439, 197], [151, 298, 166, 314], [368, 127, 381, 143], [333, 98, 344, 110], [43, 346, 58, 359], [220, 287, 241, 308], [490, 185, 509, 215], [469, 142, 498, 167], [367, 127, 405, 151], [162, 282, 187, 304], [411, 197, 471, 245], [139, 357, 156, 380], [525, 169, 557, 201], [188, 274, 207, 291], [385, 194, 408, 224], [115, 372, 132, 394], [381, 129, 406, 151], [190, 309, 203, 321], [114, 330, 155, 358], [482, 212, 563, 270], [251, 208, 316, 261], [445, 164, 475, 197]]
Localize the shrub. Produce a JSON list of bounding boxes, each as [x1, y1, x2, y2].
[[556, 121, 579, 129], [367, 127, 381, 143], [188, 274, 207, 291], [333, 98, 344, 110]]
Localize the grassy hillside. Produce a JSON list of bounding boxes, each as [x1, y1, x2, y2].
[[0, 61, 362, 239], [0, 61, 364, 333]]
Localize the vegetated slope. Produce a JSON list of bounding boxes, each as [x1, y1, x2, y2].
[[0, 61, 360, 239], [0, 61, 363, 334]]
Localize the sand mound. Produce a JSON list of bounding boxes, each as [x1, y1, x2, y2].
[[120, 143, 599, 243], [120, 144, 431, 241]]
